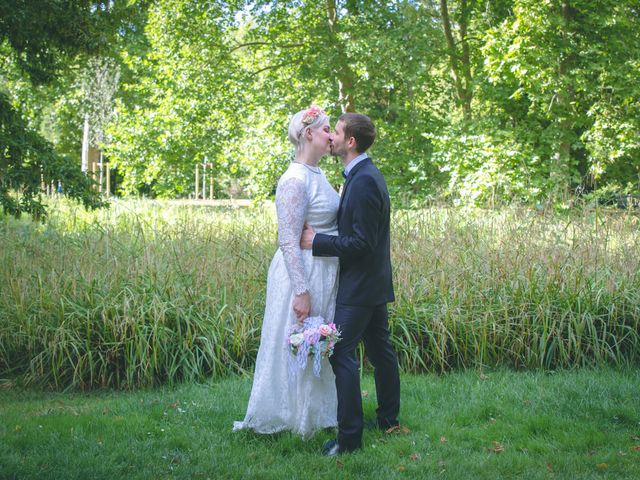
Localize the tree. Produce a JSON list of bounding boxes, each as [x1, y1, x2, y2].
[[8, 0, 635, 207], [81, 57, 120, 174], [483, 0, 640, 199], [101, 1, 448, 199], [0, 1, 143, 218], [438, 0, 474, 121], [103, 0, 252, 197]]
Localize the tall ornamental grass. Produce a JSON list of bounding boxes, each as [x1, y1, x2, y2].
[[391, 206, 640, 371], [1, 199, 638, 389], [0, 200, 274, 389]]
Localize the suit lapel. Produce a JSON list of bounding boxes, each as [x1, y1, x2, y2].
[[337, 158, 372, 223]]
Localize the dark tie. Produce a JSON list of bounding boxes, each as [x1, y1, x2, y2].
[[342, 171, 347, 179]]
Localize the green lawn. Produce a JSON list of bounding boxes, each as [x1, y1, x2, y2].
[[1, 369, 639, 479]]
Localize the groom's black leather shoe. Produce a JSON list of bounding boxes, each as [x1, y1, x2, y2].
[[322, 439, 359, 457], [322, 439, 341, 457]]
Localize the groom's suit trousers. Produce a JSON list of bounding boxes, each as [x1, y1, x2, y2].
[[329, 302, 400, 451]]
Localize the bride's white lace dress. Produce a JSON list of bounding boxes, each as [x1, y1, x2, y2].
[[233, 162, 340, 438]]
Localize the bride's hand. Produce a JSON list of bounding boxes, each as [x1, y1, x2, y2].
[[293, 291, 311, 322]]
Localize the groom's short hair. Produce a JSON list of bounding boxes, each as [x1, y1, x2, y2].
[[339, 113, 376, 153]]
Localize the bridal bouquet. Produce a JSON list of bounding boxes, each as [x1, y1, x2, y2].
[[287, 316, 341, 378]]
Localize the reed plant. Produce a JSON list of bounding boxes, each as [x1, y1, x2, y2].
[[391, 206, 640, 372], [1, 199, 638, 389], [0, 200, 274, 389]]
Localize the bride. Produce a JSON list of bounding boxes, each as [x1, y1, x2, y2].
[[233, 105, 340, 437]]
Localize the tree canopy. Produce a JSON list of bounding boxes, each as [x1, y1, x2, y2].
[[2, 0, 638, 213], [0, 0, 142, 217]]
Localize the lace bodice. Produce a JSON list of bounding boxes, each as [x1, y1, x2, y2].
[[275, 162, 340, 295]]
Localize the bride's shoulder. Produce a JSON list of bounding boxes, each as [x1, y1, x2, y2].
[[278, 163, 308, 185]]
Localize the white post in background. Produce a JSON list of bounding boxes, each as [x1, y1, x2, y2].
[[91, 159, 97, 189], [98, 152, 104, 193], [202, 160, 207, 200], [195, 164, 200, 199], [209, 163, 214, 199], [81, 115, 90, 173]]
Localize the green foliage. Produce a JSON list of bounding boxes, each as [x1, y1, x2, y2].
[[482, 0, 640, 198], [0, 92, 105, 219], [0, 1, 143, 218], [102, 0, 252, 198], [2, 0, 639, 206], [102, 0, 447, 199], [426, 120, 556, 204], [0, 1, 99, 85]]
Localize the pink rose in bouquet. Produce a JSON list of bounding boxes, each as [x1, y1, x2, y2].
[[318, 324, 332, 336]]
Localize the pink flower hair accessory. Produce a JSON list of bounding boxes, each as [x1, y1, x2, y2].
[[301, 105, 325, 127]]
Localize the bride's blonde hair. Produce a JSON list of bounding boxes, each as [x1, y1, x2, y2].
[[287, 105, 329, 154]]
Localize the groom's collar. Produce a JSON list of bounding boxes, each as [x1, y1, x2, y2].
[[344, 152, 369, 177]]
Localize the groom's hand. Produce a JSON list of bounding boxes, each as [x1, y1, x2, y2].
[[300, 223, 316, 250]]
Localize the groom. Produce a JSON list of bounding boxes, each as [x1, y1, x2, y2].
[[301, 113, 400, 455]]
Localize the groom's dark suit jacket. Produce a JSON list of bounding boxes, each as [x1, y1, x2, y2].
[[312, 158, 395, 306]]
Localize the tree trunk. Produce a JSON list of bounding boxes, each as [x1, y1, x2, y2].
[[195, 164, 200, 199], [326, 0, 356, 113], [552, 0, 576, 200], [439, 0, 473, 121], [458, 0, 473, 120]]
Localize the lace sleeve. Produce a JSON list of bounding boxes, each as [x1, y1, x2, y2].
[[275, 177, 309, 295]]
